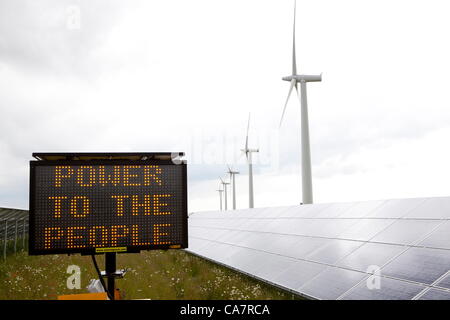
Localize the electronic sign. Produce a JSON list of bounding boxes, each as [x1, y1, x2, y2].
[[29, 157, 187, 255]]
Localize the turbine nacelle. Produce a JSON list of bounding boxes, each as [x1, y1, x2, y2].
[[282, 74, 322, 83], [227, 164, 240, 175], [240, 148, 259, 154]]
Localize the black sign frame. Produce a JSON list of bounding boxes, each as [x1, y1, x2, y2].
[[29, 158, 188, 255]]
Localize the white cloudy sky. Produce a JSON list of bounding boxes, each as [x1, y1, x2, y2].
[[1, 0, 450, 212]]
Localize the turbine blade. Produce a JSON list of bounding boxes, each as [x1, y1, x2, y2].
[[239, 149, 248, 161], [279, 79, 297, 127], [238, 150, 245, 161], [245, 112, 250, 151], [292, 0, 297, 75]]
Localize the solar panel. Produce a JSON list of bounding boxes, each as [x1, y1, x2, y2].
[[405, 197, 450, 219], [381, 247, 450, 285], [337, 219, 392, 241], [306, 239, 362, 265], [370, 220, 441, 245], [337, 242, 405, 272], [338, 200, 385, 218], [365, 198, 426, 218], [300, 267, 367, 300], [0, 208, 29, 242], [418, 221, 450, 250], [341, 276, 426, 300], [187, 196, 450, 300], [435, 273, 450, 289], [417, 288, 450, 300], [273, 260, 326, 290]]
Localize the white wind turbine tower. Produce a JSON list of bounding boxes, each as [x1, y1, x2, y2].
[[241, 113, 259, 208], [216, 187, 224, 211], [279, 0, 322, 204], [219, 177, 230, 211], [227, 165, 239, 210]]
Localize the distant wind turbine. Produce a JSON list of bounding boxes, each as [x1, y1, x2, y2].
[[219, 177, 230, 211], [216, 187, 224, 211], [227, 165, 239, 210], [279, 0, 322, 204], [241, 113, 258, 208]]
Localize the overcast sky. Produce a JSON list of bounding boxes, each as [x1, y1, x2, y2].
[[1, 0, 450, 212]]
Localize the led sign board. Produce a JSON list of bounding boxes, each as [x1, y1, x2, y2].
[[29, 155, 187, 255]]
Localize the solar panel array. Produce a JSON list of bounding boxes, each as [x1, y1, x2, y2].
[[187, 197, 450, 300], [0, 207, 29, 241]]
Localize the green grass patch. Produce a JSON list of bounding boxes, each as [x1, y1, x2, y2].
[[0, 250, 302, 300]]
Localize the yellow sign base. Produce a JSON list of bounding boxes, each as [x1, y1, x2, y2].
[[57, 289, 121, 300]]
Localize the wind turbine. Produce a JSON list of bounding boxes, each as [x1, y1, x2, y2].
[[279, 0, 322, 204], [219, 177, 230, 211], [227, 165, 239, 210], [216, 187, 224, 211], [241, 113, 258, 208]]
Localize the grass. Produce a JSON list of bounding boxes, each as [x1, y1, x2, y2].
[[0, 249, 302, 300]]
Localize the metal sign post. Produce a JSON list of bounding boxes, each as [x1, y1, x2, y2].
[[22, 219, 26, 250], [3, 220, 7, 260], [105, 252, 116, 300], [14, 219, 18, 253]]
